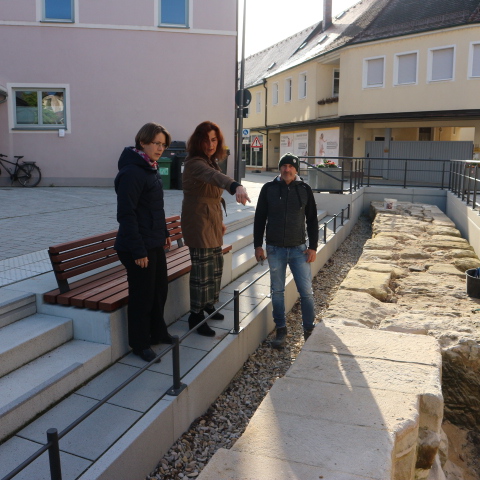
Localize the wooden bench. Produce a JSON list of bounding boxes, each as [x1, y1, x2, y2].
[[43, 215, 232, 312]]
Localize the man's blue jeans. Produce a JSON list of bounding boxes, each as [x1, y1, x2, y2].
[[266, 244, 315, 330]]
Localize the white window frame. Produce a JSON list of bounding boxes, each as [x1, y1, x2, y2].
[[43, 0, 74, 22], [468, 42, 480, 79], [363, 56, 385, 88], [159, 0, 189, 28], [255, 92, 261, 114], [332, 69, 340, 97], [394, 51, 418, 86], [284, 78, 292, 103], [298, 72, 307, 99], [8, 83, 71, 131], [272, 82, 279, 106], [428, 45, 455, 82]]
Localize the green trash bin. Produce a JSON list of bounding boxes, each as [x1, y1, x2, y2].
[[158, 157, 172, 190]]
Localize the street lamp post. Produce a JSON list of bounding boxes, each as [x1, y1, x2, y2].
[[235, 0, 247, 182]]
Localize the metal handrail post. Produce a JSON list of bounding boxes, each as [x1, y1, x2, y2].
[[474, 166, 478, 210], [333, 214, 337, 233], [462, 164, 467, 202], [367, 158, 371, 187], [440, 161, 446, 190], [323, 222, 327, 243], [467, 165, 472, 206], [349, 161, 353, 194], [234, 289, 240, 333], [341, 208, 344, 226], [47, 428, 62, 480], [403, 160, 408, 188], [166, 336, 186, 396]]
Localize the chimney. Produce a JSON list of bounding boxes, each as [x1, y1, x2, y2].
[[323, 0, 332, 31]]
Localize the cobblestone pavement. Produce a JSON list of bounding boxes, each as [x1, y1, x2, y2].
[[0, 172, 275, 286]]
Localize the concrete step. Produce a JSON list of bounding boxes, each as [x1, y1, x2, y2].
[[0, 291, 36, 328], [223, 224, 253, 254], [0, 339, 111, 442], [232, 243, 258, 280], [224, 209, 255, 234], [0, 313, 73, 378]]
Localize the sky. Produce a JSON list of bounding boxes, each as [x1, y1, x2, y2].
[[240, 0, 361, 57]]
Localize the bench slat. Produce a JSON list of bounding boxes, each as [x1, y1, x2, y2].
[[97, 288, 130, 312], [48, 230, 118, 254], [60, 272, 127, 307], [84, 281, 129, 309], [50, 239, 117, 264], [43, 265, 126, 303], [55, 256, 119, 280]]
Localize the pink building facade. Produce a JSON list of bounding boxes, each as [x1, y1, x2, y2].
[[0, 0, 237, 186]]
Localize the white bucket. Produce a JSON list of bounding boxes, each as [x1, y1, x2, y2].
[[384, 198, 397, 210]]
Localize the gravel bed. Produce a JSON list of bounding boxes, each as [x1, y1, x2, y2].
[[147, 215, 373, 480]]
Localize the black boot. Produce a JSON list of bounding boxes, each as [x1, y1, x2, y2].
[[271, 326, 287, 349], [205, 304, 224, 320], [303, 328, 314, 341], [188, 311, 215, 337], [133, 348, 161, 363]]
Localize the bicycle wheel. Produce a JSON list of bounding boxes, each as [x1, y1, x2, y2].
[[17, 163, 41, 187]]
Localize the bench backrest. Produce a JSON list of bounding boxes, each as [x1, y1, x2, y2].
[[48, 215, 183, 293]]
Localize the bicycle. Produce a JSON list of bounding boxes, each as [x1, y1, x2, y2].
[[0, 153, 42, 187]]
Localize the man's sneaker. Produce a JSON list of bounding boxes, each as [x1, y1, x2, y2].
[[303, 328, 314, 341], [271, 326, 287, 349]]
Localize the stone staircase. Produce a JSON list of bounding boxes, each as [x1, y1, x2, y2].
[[0, 291, 111, 443]]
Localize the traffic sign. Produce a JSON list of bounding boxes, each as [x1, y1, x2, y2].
[[251, 136, 262, 148], [235, 89, 252, 106], [242, 128, 250, 137]]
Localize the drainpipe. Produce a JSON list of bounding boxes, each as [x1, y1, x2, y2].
[[263, 78, 268, 169], [323, 0, 332, 31]]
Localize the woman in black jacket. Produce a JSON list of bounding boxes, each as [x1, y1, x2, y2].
[[114, 122, 173, 363]]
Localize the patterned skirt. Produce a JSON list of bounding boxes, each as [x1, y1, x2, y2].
[[189, 247, 224, 313]]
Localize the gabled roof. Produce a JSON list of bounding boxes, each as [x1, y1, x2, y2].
[[352, 0, 480, 43], [244, 0, 480, 88]]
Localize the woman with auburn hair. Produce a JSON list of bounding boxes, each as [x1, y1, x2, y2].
[[114, 122, 173, 363], [182, 121, 250, 336]]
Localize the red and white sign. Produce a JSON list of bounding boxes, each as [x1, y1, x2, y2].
[[251, 136, 262, 148]]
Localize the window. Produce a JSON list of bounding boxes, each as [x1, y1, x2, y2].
[[419, 127, 432, 141], [44, 0, 73, 22], [298, 73, 307, 99], [159, 0, 189, 27], [13, 88, 66, 129], [428, 46, 455, 82], [272, 83, 279, 106], [333, 70, 340, 97], [469, 42, 480, 78], [363, 56, 385, 88], [394, 51, 418, 85], [285, 78, 292, 102], [255, 92, 261, 113]]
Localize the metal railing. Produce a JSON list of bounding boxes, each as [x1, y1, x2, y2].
[[449, 159, 480, 209], [1, 203, 351, 480], [298, 156, 469, 192]]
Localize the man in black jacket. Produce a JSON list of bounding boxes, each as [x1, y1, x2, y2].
[[254, 153, 319, 348]]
